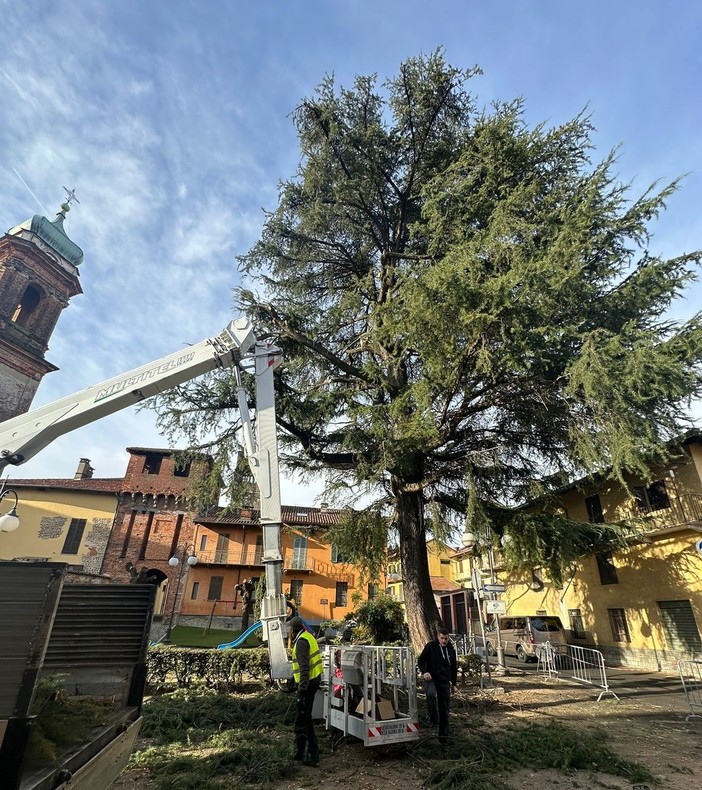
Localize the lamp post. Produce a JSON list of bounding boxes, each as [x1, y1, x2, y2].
[[462, 528, 506, 674], [162, 544, 197, 644], [0, 488, 21, 533]]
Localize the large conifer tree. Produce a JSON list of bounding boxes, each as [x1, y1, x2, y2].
[[154, 52, 702, 649]]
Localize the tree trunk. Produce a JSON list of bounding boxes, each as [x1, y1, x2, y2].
[[392, 476, 441, 654]]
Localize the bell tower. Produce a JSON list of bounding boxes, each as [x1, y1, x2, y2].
[[0, 196, 83, 422]]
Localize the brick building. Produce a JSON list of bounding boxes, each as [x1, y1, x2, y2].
[[99, 447, 211, 622], [7, 444, 375, 636], [0, 200, 83, 421]]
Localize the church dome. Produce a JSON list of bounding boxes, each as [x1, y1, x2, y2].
[[8, 201, 84, 267]]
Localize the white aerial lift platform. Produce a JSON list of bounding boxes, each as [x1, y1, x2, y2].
[[323, 644, 420, 746]]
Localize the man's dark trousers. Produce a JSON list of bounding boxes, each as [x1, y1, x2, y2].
[[426, 680, 451, 745], [294, 675, 321, 759]]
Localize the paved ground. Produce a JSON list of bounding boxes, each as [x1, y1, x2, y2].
[[487, 653, 691, 713]]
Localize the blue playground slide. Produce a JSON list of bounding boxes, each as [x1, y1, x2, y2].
[[217, 620, 262, 649], [216, 615, 315, 650]]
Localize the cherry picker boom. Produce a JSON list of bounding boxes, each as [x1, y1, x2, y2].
[[0, 316, 292, 679]]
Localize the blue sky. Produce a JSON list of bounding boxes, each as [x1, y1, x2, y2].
[[2, 0, 701, 503]]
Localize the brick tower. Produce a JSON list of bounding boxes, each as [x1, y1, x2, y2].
[[0, 198, 83, 421]]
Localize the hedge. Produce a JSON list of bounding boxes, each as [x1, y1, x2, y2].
[[147, 645, 271, 691]]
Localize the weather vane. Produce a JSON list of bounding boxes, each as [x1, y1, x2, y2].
[[62, 186, 80, 206]]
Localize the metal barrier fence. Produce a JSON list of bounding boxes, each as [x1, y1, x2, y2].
[[678, 659, 702, 721], [449, 635, 617, 701], [538, 641, 618, 701], [450, 633, 470, 655]]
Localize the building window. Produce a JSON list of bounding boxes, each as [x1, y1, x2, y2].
[[441, 597, 453, 631], [335, 581, 348, 607], [290, 579, 303, 606], [61, 518, 87, 555], [214, 533, 230, 563], [595, 552, 619, 585], [608, 608, 630, 642], [657, 600, 702, 653], [331, 544, 348, 563], [569, 609, 586, 639], [143, 455, 162, 475], [191, 582, 200, 600], [633, 480, 671, 514], [585, 494, 604, 524], [253, 535, 263, 565], [367, 583, 378, 600], [292, 536, 308, 570], [12, 284, 42, 326], [174, 460, 191, 478], [207, 576, 224, 601], [199, 535, 207, 552]]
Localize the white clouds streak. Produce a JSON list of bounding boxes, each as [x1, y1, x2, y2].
[[1, 0, 701, 507]]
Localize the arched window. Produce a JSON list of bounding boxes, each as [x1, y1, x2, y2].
[[11, 284, 42, 326]]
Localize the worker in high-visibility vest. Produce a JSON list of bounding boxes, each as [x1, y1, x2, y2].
[[290, 616, 323, 766]]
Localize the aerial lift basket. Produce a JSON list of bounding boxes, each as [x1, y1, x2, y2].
[[322, 644, 420, 746]]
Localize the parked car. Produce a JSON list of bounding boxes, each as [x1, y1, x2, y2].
[[485, 615, 568, 662]]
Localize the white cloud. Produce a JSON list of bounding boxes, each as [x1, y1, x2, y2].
[[2, 0, 702, 509]]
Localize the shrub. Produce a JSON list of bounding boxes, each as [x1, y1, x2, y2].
[[147, 645, 271, 690], [351, 594, 405, 644]]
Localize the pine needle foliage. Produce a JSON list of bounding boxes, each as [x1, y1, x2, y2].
[[150, 49, 702, 650], [25, 675, 118, 769], [422, 720, 654, 788], [134, 688, 297, 789], [130, 685, 654, 789]]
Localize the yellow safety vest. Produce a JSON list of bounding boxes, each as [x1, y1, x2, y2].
[[291, 631, 323, 682]]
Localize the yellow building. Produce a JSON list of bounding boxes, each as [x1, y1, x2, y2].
[[451, 432, 702, 670], [386, 538, 460, 618], [0, 461, 121, 576]]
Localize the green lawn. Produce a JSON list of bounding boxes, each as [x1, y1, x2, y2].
[[167, 624, 262, 648]]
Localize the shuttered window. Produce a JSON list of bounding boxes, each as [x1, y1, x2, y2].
[[290, 579, 303, 606], [335, 581, 348, 607], [207, 576, 224, 601], [214, 533, 230, 563], [61, 518, 87, 555], [658, 600, 702, 654], [608, 608, 630, 642], [292, 537, 308, 570]]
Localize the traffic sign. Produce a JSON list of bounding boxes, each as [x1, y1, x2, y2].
[[486, 600, 506, 614], [482, 583, 506, 593]]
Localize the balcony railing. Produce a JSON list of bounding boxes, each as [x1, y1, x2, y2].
[[282, 553, 355, 585], [197, 545, 263, 566], [627, 493, 702, 532]]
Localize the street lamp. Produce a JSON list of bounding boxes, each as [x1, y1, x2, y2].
[[162, 545, 197, 644], [0, 489, 20, 533], [462, 527, 507, 674]]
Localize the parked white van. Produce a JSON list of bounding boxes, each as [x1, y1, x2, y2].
[[485, 615, 568, 662]]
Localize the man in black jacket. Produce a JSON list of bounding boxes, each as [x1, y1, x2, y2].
[[417, 627, 457, 748]]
